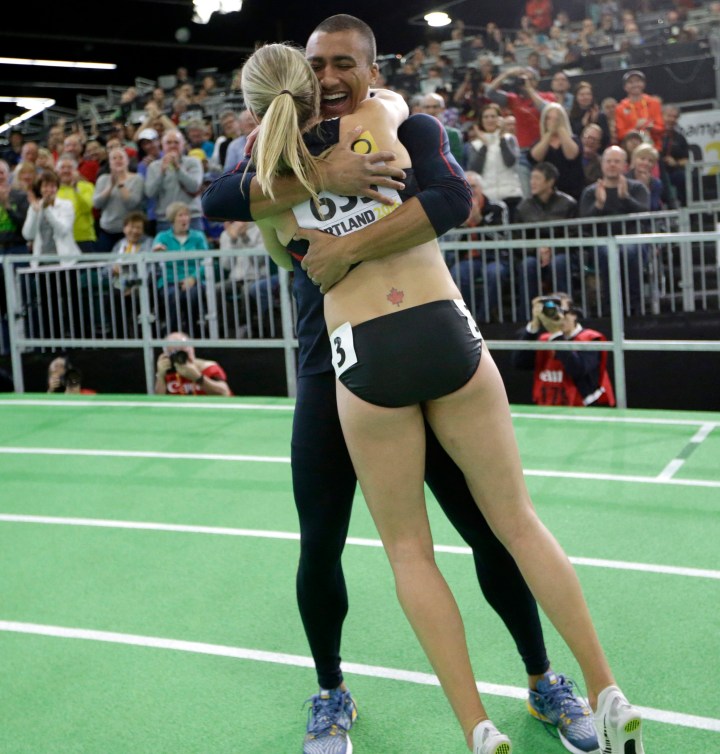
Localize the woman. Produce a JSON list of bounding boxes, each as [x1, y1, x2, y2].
[[464, 103, 524, 220], [56, 154, 97, 252], [92, 147, 145, 251], [628, 142, 666, 210], [601, 96, 619, 145], [568, 81, 610, 149], [529, 102, 585, 201], [243, 42, 644, 754]]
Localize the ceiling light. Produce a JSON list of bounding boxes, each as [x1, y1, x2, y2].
[[0, 97, 56, 135], [193, 0, 242, 25], [0, 57, 116, 70], [424, 11, 452, 27]]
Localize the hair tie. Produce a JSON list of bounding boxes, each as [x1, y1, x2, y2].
[[279, 89, 293, 97]]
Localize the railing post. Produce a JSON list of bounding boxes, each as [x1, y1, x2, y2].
[[136, 254, 156, 394], [4, 257, 25, 393], [606, 238, 628, 409], [278, 267, 297, 398]]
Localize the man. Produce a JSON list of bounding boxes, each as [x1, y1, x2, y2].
[[223, 109, 258, 172], [660, 104, 690, 206], [203, 15, 598, 754], [512, 292, 616, 406], [580, 123, 604, 186], [144, 129, 204, 232], [579, 145, 651, 312], [550, 71, 573, 111], [615, 70, 664, 150], [446, 171, 510, 322], [515, 162, 578, 317], [211, 110, 242, 173], [62, 134, 100, 184], [155, 331, 232, 395], [417, 91, 464, 164]]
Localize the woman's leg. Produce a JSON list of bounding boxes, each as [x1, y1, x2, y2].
[[423, 346, 614, 707], [336, 381, 490, 743]]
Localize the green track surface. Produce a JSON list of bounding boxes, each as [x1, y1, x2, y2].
[[0, 395, 718, 753]]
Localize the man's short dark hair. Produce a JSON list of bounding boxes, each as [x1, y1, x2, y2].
[[313, 14, 377, 64], [531, 161, 559, 184]]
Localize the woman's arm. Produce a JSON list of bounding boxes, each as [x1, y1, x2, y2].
[[256, 221, 293, 271]]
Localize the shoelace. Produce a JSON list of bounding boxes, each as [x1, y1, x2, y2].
[[305, 693, 345, 735], [544, 676, 590, 721]]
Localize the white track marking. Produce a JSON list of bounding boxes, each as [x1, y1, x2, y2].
[[1, 514, 717, 580], [0, 398, 718, 429], [657, 422, 716, 480], [2, 445, 720, 487], [0, 621, 717, 733]]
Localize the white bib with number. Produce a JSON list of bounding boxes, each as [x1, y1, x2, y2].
[[329, 321, 358, 377]]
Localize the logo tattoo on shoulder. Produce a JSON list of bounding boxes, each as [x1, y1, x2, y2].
[[387, 287, 404, 306]]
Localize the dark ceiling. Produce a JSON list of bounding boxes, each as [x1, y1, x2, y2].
[[1, 0, 525, 112]]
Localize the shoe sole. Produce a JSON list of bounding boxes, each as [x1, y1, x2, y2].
[[598, 712, 644, 754]]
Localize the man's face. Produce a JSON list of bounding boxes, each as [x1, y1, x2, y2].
[[552, 74, 569, 94], [421, 95, 445, 121], [582, 129, 602, 154], [530, 170, 553, 197], [624, 75, 645, 97], [664, 108, 679, 128], [602, 148, 627, 178], [305, 29, 378, 119]]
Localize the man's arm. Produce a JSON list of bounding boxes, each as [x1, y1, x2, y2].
[[297, 113, 472, 291], [202, 126, 406, 222]]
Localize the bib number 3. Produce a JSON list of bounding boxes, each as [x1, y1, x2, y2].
[[330, 321, 358, 378]]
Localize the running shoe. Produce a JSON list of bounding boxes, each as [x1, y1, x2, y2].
[[303, 687, 358, 754], [472, 720, 512, 754], [527, 671, 600, 753], [594, 685, 644, 754]]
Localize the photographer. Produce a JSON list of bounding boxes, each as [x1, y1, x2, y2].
[[155, 331, 232, 396], [512, 292, 615, 407], [47, 356, 95, 395]]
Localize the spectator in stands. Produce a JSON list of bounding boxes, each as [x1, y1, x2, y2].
[[36, 147, 55, 173], [108, 210, 153, 292], [418, 92, 464, 163], [660, 104, 690, 206], [601, 96, 618, 145], [540, 25, 569, 67], [93, 147, 145, 251], [569, 81, 610, 149], [1, 130, 24, 168], [144, 128, 204, 233], [155, 331, 232, 396], [615, 70, 664, 150], [579, 145, 651, 312], [212, 110, 242, 173], [152, 200, 208, 333], [223, 110, 258, 172], [526, 0, 554, 33], [576, 18, 604, 51], [419, 65, 448, 96], [0, 159, 30, 255], [23, 169, 81, 267], [170, 95, 191, 129], [11, 162, 38, 194], [112, 86, 141, 124], [83, 140, 107, 177], [62, 134, 99, 185], [391, 60, 420, 96], [580, 124, 604, 186], [133, 101, 175, 143], [620, 130, 645, 166], [628, 143, 667, 211], [445, 171, 510, 322], [149, 86, 169, 115], [550, 71, 573, 110], [135, 128, 162, 237], [484, 22, 506, 54], [19, 141, 39, 171], [47, 355, 96, 395], [56, 155, 97, 253], [464, 103, 524, 220], [184, 118, 214, 160], [514, 161, 578, 317], [512, 292, 615, 407], [596, 12, 618, 46], [485, 66, 556, 197], [529, 102, 584, 201]]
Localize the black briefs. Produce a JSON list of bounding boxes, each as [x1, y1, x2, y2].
[[330, 299, 483, 408]]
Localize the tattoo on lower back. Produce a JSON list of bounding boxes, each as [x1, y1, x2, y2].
[[387, 287, 404, 306]]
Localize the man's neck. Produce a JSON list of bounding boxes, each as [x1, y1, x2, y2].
[[536, 188, 554, 203]]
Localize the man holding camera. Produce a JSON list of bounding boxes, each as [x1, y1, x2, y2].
[[155, 331, 232, 396], [47, 356, 96, 395], [512, 292, 616, 407]]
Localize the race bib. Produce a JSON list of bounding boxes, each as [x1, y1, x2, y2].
[[329, 321, 358, 378], [453, 299, 482, 340], [292, 130, 402, 237]]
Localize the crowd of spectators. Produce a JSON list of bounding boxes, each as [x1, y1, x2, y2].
[[0, 0, 710, 346]]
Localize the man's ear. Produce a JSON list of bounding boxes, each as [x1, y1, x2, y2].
[[369, 63, 379, 86]]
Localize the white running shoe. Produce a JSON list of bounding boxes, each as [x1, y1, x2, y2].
[[594, 685, 644, 754], [472, 720, 512, 754]]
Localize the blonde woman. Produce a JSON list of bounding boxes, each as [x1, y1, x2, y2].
[[628, 142, 665, 210], [242, 41, 645, 754], [529, 102, 585, 200]]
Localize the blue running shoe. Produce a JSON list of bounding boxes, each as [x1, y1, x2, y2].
[[303, 687, 358, 754], [528, 671, 600, 754]]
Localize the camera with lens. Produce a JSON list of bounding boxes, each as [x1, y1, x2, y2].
[[169, 350, 189, 369], [52, 357, 82, 392], [505, 76, 527, 94], [537, 296, 564, 320]]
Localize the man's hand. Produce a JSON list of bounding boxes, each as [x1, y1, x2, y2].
[[595, 179, 607, 209], [320, 126, 406, 206], [617, 174, 629, 199], [296, 227, 352, 293], [156, 353, 172, 375]]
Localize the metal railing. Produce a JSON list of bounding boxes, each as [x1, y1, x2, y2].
[[2, 229, 719, 408]]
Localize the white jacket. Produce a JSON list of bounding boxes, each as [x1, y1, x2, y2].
[[22, 197, 81, 268], [467, 131, 524, 202]]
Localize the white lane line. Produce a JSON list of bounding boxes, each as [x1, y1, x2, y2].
[[2, 515, 718, 581], [0, 621, 717, 733], [0, 399, 718, 429], [657, 422, 716, 480], [2, 446, 720, 487]]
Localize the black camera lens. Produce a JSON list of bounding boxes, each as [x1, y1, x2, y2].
[[169, 351, 188, 368]]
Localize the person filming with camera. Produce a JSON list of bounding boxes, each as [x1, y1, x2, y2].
[[512, 292, 616, 407], [47, 356, 96, 395], [155, 331, 232, 396]]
